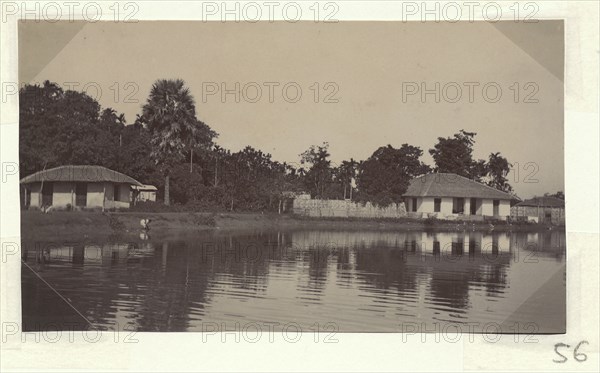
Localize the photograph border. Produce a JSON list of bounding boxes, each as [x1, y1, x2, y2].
[[1, 1, 598, 372]]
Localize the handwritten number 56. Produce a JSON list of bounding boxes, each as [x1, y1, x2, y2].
[[553, 341, 589, 363]]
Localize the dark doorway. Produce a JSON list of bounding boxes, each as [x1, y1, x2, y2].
[[21, 187, 31, 208], [434, 198, 441, 212], [493, 199, 500, 217], [114, 184, 121, 202], [452, 198, 464, 214], [75, 183, 87, 207], [470, 198, 477, 215], [41, 182, 53, 207]]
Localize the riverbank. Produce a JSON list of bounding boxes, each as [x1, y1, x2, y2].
[[20, 210, 562, 241]]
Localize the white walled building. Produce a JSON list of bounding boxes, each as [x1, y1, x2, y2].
[[132, 184, 158, 203], [511, 196, 565, 225], [403, 173, 517, 221], [20, 165, 143, 210]]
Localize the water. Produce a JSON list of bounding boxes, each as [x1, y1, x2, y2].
[[22, 229, 566, 333]]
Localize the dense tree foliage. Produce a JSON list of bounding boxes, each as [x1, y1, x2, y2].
[[486, 152, 513, 193], [19, 81, 154, 181], [299, 142, 336, 199], [356, 145, 431, 206], [20, 81, 521, 211], [429, 130, 485, 180], [545, 191, 565, 200], [430, 130, 514, 193]]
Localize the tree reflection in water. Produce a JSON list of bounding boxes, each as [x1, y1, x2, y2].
[[22, 229, 565, 332]]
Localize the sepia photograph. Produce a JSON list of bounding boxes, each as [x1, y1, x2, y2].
[[18, 18, 566, 333], [1, 1, 598, 372]]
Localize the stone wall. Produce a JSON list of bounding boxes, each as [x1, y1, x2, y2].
[[511, 205, 565, 225], [293, 198, 407, 219]]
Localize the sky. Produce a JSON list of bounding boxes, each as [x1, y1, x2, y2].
[[19, 20, 564, 198]]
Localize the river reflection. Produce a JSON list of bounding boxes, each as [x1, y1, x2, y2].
[[22, 229, 566, 332]]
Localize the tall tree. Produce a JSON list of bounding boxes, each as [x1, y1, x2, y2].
[[357, 144, 430, 206], [119, 119, 156, 184], [211, 145, 227, 187], [485, 152, 513, 193], [188, 119, 217, 173], [142, 79, 201, 205], [429, 130, 486, 180], [300, 142, 333, 198], [337, 159, 358, 199]]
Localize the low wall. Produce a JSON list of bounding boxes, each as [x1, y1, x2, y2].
[[511, 205, 565, 225], [293, 198, 407, 219]]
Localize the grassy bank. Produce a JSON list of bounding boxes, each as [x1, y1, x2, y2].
[[20, 210, 561, 241], [21, 210, 218, 241]]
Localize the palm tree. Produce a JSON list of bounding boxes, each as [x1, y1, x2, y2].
[[213, 145, 223, 187], [338, 158, 358, 200], [117, 113, 126, 126], [142, 79, 197, 205]]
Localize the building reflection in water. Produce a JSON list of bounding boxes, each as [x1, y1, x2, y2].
[[22, 229, 566, 332]]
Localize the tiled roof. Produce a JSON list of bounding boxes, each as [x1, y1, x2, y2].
[[20, 165, 143, 186], [132, 184, 158, 191], [515, 196, 564, 207], [404, 173, 516, 200]]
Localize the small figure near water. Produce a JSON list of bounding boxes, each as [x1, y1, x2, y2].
[[140, 218, 151, 231], [41, 205, 54, 214]]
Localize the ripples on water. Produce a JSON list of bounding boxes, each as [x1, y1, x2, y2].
[[22, 229, 566, 332]]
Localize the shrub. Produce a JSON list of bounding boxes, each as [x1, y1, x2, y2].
[[424, 216, 438, 226]]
